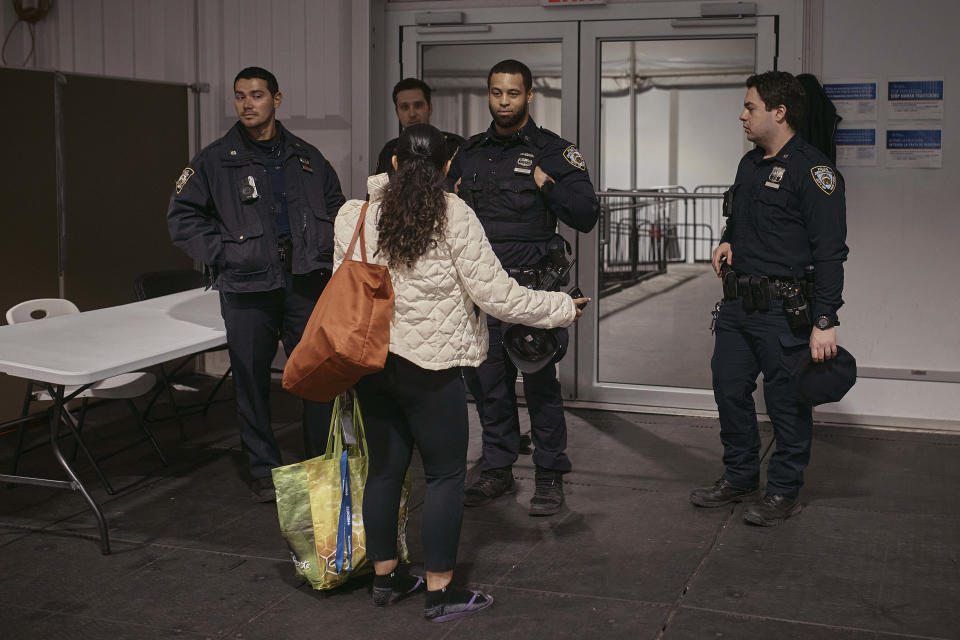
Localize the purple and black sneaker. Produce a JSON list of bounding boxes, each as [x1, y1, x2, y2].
[[424, 586, 494, 622], [371, 567, 426, 606]]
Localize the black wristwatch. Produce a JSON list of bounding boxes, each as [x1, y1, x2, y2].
[[814, 314, 835, 330]]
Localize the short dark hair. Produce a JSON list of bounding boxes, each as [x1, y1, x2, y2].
[[392, 77, 431, 107], [487, 59, 533, 93], [234, 67, 279, 95], [746, 71, 806, 131]]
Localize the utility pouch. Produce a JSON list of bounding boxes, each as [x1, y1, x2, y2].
[[722, 269, 738, 300], [754, 276, 771, 311], [722, 187, 735, 218], [739, 275, 755, 311], [782, 284, 811, 330]]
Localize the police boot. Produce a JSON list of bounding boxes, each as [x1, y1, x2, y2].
[[464, 467, 516, 507], [529, 466, 564, 516], [689, 478, 759, 508], [743, 493, 802, 526]]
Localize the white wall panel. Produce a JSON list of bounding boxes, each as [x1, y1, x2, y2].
[[73, 0, 105, 74], [103, 0, 134, 77]]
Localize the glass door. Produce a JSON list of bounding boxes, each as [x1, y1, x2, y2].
[[398, 21, 582, 394], [577, 17, 778, 409]]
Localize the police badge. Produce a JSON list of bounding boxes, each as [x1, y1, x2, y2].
[[175, 167, 194, 194], [765, 165, 786, 189], [562, 145, 586, 170], [810, 165, 837, 195]]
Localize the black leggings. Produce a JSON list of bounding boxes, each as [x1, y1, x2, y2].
[[355, 354, 468, 572]]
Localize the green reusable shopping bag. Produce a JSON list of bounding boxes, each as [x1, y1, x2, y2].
[[272, 392, 411, 590]]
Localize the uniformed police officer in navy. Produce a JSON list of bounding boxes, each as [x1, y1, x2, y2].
[[375, 78, 464, 176], [690, 71, 848, 525], [167, 67, 345, 502], [449, 59, 599, 516]]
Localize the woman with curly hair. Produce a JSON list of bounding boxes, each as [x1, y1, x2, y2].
[[333, 123, 587, 622]]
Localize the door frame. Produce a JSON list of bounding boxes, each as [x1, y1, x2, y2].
[[576, 16, 778, 409], [378, 1, 802, 410]]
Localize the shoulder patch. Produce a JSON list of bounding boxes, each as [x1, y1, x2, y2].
[[562, 145, 586, 171], [810, 165, 837, 195], [175, 167, 194, 194]]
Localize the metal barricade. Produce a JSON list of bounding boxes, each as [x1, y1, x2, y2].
[[597, 188, 726, 296]]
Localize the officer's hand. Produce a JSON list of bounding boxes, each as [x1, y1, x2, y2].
[[534, 166, 554, 189], [572, 298, 590, 319], [712, 243, 733, 277], [809, 327, 837, 363], [454, 177, 461, 194]]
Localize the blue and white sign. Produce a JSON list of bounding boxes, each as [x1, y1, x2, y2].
[[824, 80, 878, 121], [886, 125, 942, 168], [888, 77, 944, 119], [835, 126, 878, 167]]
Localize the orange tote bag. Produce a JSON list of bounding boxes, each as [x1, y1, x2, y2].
[[283, 202, 393, 401]]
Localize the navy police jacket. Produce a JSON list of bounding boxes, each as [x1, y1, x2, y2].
[[722, 134, 848, 321], [447, 118, 599, 268], [167, 121, 345, 293]]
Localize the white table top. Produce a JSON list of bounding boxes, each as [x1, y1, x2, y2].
[[0, 289, 226, 386]]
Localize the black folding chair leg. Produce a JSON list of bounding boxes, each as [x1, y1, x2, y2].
[[126, 399, 168, 466], [202, 367, 232, 417], [68, 399, 89, 462], [58, 404, 116, 495], [158, 368, 188, 441], [10, 383, 34, 476]]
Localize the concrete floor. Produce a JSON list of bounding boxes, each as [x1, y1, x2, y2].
[[1, 378, 959, 640], [599, 263, 718, 389]]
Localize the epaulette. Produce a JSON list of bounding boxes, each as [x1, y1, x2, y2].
[[459, 131, 486, 153]]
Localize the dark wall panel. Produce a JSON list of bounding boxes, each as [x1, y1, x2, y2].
[[2, 69, 60, 422], [3, 68, 60, 313], [62, 75, 192, 311]]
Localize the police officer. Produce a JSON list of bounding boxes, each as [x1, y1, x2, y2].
[[449, 59, 599, 516], [690, 71, 848, 525], [167, 67, 345, 502], [375, 77, 464, 176]]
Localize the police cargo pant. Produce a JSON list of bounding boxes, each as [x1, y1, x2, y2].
[[711, 298, 813, 498], [463, 315, 572, 473], [218, 269, 332, 480]]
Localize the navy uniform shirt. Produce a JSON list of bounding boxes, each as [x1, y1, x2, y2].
[[722, 134, 848, 321], [447, 118, 599, 268]]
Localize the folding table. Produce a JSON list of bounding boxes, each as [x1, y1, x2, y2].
[[0, 289, 226, 554]]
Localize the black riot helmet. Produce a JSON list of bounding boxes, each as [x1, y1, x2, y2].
[[504, 325, 562, 374]]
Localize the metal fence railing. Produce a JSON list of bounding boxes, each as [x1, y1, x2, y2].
[[597, 186, 727, 296]]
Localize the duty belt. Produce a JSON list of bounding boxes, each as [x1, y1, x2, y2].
[[507, 266, 542, 289], [722, 272, 795, 311]]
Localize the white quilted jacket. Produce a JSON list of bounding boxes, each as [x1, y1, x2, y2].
[[333, 174, 577, 371]]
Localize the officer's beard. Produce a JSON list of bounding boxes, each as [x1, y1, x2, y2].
[[490, 101, 528, 131]]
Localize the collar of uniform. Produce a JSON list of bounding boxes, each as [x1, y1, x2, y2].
[[225, 120, 307, 162], [774, 134, 801, 162], [749, 133, 799, 166], [483, 117, 540, 147]]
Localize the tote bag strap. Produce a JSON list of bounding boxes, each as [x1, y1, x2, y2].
[[344, 202, 370, 263]]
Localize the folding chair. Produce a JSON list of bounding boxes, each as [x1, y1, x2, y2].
[[134, 270, 232, 438], [5, 298, 167, 494]]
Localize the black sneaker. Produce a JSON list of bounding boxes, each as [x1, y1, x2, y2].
[[464, 467, 516, 507], [371, 566, 425, 606], [529, 466, 564, 516], [689, 478, 759, 507], [743, 493, 802, 526], [424, 586, 494, 623], [250, 476, 276, 503]]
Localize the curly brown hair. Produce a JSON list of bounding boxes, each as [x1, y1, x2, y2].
[[378, 123, 451, 269]]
